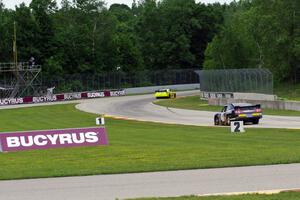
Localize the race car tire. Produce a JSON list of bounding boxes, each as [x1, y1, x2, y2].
[[225, 116, 231, 126], [214, 116, 220, 125], [252, 119, 259, 124]]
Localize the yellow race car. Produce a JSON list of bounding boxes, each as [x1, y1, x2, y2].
[[154, 89, 176, 99]]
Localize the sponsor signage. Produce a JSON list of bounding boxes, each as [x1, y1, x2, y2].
[[87, 92, 105, 98], [201, 92, 234, 99], [64, 93, 82, 100], [0, 89, 126, 106], [0, 98, 23, 105], [0, 127, 108, 152], [33, 96, 57, 103], [110, 90, 126, 97]]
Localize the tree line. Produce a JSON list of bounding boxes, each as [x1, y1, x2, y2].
[[0, 0, 298, 84], [204, 0, 300, 83], [0, 0, 224, 79]]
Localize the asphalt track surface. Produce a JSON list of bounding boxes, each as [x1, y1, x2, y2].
[[1, 91, 300, 200], [76, 90, 300, 129], [1, 163, 300, 200]]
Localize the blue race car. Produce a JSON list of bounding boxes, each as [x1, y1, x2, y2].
[[214, 103, 262, 126]]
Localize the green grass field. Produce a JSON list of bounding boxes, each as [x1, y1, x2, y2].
[[131, 192, 300, 200], [0, 104, 300, 180], [275, 83, 300, 101], [154, 96, 300, 116]]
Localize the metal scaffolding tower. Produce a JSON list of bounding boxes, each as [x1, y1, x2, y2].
[[0, 62, 42, 98], [0, 22, 42, 98]]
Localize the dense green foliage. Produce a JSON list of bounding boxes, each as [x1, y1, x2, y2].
[[204, 0, 300, 83], [0, 0, 223, 80], [0, 104, 300, 180], [1, 0, 298, 87]]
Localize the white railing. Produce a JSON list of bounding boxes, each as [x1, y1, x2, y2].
[[0, 62, 41, 71]]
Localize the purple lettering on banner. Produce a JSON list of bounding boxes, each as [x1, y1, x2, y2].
[[23, 96, 33, 103], [0, 127, 108, 152], [56, 94, 65, 101], [81, 92, 88, 98], [104, 91, 111, 97]]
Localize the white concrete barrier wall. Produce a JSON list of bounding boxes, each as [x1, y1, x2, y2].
[[233, 93, 276, 101], [208, 98, 300, 111], [202, 91, 300, 111], [201, 91, 277, 101], [125, 84, 200, 95]]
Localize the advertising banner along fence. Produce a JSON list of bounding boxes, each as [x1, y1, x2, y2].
[[0, 127, 109, 152], [0, 89, 125, 106]]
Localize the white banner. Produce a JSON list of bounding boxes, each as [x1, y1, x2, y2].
[[0, 98, 23, 105]]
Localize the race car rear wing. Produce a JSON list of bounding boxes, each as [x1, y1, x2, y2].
[[235, 104, 262, 113]]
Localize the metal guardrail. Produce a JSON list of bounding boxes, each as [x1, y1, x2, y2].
[[0, 62, 41, 72]]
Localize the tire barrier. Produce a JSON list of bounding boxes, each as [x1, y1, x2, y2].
[[0, 89, 125, 106]]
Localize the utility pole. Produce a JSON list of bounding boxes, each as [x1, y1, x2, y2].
[[13, 21, 18, 71], [12, 21, 20, 96]]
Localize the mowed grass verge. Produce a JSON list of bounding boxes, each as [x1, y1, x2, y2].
[[154, 96, 300, 116], [0, 104, 300, 180], [275, 83, 300, 101], [130, 192, 300, 200]]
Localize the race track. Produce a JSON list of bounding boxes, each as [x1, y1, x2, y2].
[[1, 91, 300, 200], [1, 163, 300, 200], [76, 90, 300, 129]]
